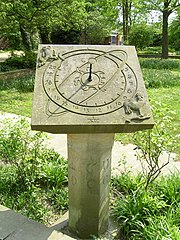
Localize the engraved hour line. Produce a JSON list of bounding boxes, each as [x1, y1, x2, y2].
[[54, 65, 127, 108], [43, 58, 137, 116], [46, 103, 67, 118], [62, 49, 126, 69], [45, 64, 135, 113], [54, 51, 110, 89], [42, 63, 72, 118], [55, 51, 113, 89], [54, 50, 126, 92]]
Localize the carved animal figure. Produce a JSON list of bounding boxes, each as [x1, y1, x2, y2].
[[38, 46, 58, 67], [124, 93, 145, 117]]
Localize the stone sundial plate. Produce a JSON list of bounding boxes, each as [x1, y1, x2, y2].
[[31, 45, 154, 133]]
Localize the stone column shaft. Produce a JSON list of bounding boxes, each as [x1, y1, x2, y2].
[[67, 133, 114, 238]]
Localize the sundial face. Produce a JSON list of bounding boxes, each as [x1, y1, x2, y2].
[[31, 45, 154, 133], [43, 48, 136, 116]]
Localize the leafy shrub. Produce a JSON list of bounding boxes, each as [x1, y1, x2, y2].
[[139, 58, 180, 88], [111, 172, 180, 240], [152, 173, 180, 206], [0, 74, 35, 92], [139, 46, 162, 54], [47, 187, 68, 212], [0, 51, 37, 72], [112, 188, 167, 239], [128, 24, 154, 50], [111, 172, 142, 195], [0, 118, 68, 223], [133, 100, 177, 188], [0, 118, 67, 187]]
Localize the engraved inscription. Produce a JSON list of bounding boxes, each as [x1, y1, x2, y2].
[[86, 162, 97, 189], [101, 158, 111, 185], [68, 160, 77, 185], [88, 117, 100, 123]]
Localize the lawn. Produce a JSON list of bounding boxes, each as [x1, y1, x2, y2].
[[0, 90, 33, 117]]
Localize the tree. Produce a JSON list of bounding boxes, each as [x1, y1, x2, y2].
[[144, 0, 180, 58], [169, 15, 180, 51], [117, 0, 151, 43], [128, 24, 154, 50], [80, 0, 118, 44], [0, 0, 87, 49], [122, 0, 131, 42], [0, 0, 55, 49], [0, 0, 118, 48]]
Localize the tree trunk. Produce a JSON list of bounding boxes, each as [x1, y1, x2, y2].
[[19, 25, 32, 51], [162, 1, 169, 59], [123, 0, 129, 42], [39, 26, 51, 44]]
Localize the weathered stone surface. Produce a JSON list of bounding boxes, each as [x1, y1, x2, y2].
[[31, 45, 154, 133], [67, 133, 114, 238]]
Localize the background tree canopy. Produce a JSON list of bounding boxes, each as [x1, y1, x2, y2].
[[0, 0, 179, 58]]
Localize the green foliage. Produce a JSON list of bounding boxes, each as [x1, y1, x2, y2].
[[139, 58, 180, 88], [0, 0, 118, 48], [51, 26, 81, 44], [113, 92, 179, 238], [0, 74, 35, 92], [111, 172, 142, 195], [0, 51, 37, 71], [139, 46, 162, 54], [152, 173, 180, 206], [128, 24, 154, 50], [0, 118, 68, 223], [133, 100, 177, 188]]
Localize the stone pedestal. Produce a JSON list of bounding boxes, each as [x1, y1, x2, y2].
[[67, 133, 114, 238]]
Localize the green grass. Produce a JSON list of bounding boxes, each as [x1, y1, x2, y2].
[[0, 74, 34, 117], [149, 87, 180, 137], [139, 58, 180, 70], [0, 90, 33, 117]]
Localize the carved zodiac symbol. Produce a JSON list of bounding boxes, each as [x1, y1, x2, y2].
[[123, 93, 151, 123]]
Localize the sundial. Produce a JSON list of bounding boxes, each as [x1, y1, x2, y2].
[[31, 45, 154, 238], [31, 45, 153, 133]]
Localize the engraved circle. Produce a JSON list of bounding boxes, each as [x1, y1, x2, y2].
[[42, 49, 138, 116]]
